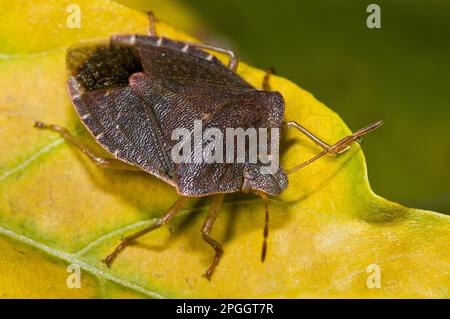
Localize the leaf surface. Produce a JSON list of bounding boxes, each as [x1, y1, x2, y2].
[[0, 0, 449, 298]]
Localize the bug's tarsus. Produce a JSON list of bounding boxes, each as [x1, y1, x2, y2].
[[147, 11, 157, 36], [33, 121, 140, 170], [103, 196, 189, 267], [34, 121, 47, 129], [260, 194, 270, 262], [286, 120, 384, 174], [262, 67, 276, 91], [201, 194, 225, 280]]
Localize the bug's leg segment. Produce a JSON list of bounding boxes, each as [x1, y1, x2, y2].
[[34, 121, 141, 171], [147, 11, 157, 36], [285, 121, 331, 151], [182, 41, 239, 72], [285, 120, 384, 174], [262, 67, 276, 91], [144, 11, 239, 71], [201, 194, 225, 280], [103, 196, 190, 267]]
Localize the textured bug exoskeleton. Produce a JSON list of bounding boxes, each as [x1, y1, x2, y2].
[[35, 13, 382, 279]]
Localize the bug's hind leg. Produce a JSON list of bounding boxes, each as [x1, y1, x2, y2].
[[34, 121, 140, 171], [104, 196, 190, 267], [201, 194, 225, 280], [147, 11, 157, 36], [262, 67, 276, 91], [144, 12, 238, 71], [182, 42, 239, 72]]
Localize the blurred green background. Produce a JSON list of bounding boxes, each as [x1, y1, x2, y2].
[[118, 0, 450, 214]]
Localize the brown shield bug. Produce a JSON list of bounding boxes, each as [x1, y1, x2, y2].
[[34, 13, 383, 280]]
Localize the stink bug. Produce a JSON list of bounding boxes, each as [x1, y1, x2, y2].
[[34, 13, 383, 280]]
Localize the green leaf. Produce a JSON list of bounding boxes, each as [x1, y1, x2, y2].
[[0, 0, 449, 298]]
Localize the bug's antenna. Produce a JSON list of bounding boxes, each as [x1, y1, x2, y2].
[[286, 150, 328, 174], [286, 120, 383, 174], [259, 193, 270, 262]]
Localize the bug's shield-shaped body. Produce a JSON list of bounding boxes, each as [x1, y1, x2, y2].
[[66, 34, 288, 196]]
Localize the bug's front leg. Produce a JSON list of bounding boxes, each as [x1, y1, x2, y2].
[[201, 194, 225, 280], [285, 120, 384, 174], [34, 121, 141, 171]]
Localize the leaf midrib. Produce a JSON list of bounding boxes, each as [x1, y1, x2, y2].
[[0, 223, 164, 298]]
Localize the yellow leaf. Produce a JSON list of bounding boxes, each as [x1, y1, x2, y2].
[[0, 0, 449, 298]]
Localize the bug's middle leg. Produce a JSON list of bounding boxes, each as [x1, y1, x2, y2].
[[104, 196, 190, 267], [34, 121, 140, 171], [201, 194, 225, 280], [262, 67, 276, 91]]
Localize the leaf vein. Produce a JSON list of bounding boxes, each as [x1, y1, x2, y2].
[[0, 224, 164, 299]]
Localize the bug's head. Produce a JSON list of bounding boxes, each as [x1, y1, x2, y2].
[[241, 162, 288, 195]]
